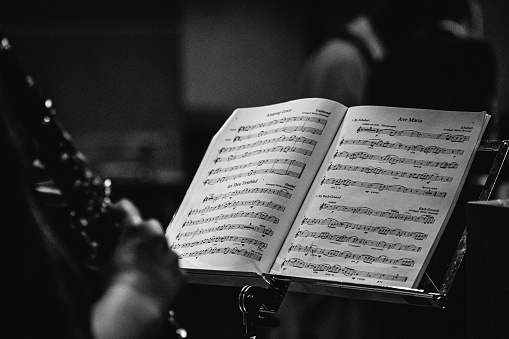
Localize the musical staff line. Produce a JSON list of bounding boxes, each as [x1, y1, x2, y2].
[[210, 159, 305, 176], [189, 199, 285, 216], [356, 126, 470, 142], [340, 138, 465, 155], [213, 145, 312, 163], [218, 135, 317, 154], [178, 246, 262, 261], [294, 229, 422, 252], [172, 235, 268, 251], [204, 162, 306, 185], [301, 217, 428, 240], [333, 150, 459, 169], [182, 211, 280, 227], [202, 187, 292, 203], [238, 115, 327, 132], [280, 258, 408, 282], [287, 244, 415, 267], [319, 203, 436, 224], [320, 177, 447, 197], [176, 223, 274, 240], [325, 164, 453, 182], [234, 125, 324, 142]]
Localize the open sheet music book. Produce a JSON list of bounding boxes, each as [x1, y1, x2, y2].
[[166, 98, 489, 289]]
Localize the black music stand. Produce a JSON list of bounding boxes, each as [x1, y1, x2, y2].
[[236, 139, 509, 338]]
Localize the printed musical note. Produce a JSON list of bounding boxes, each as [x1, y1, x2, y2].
[[324, 164, 453, 182], [234, 125, 324, 142], [333, 150, 459, 169], [294, 229, 422, 252], [176, 223, 274, 240], [319, 177, 447, 197], [318, 203, 436, 224], [209, 159, 305, 176], [204, 160, 306, 185], [182, 211, 280, 227], [280, 258, 408, 282], [287, 244, 416, 266], [300, 217, 428, 240], [203, 169, 303, 186], [356, 126, 470, 142], [213, 146, 312, 163], [189, 199, 286, 216], [172, 235, 268, 251], [202, 187, 292, 203], [339, 138, 465, 155], [238, 115, 327, 132], [178, 246, 263, 261], [218, 135, 317, 155]]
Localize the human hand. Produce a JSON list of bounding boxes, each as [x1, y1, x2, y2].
[[107, 198, 185, 312], [92, 199, 185, 339]]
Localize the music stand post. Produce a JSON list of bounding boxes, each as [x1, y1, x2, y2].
[[238, 139, 509, 338]]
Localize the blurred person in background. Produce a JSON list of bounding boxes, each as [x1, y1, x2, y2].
[[264, 1, 498, 338]]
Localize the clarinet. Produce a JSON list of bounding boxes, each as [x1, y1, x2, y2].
[[0, 30, 186, 339]]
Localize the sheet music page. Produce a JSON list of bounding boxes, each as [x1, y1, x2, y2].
[[271, 105, 488, 288], [166, 98, 348, 275]]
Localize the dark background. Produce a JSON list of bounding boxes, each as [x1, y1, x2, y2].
[[1, 1, 508, 338]]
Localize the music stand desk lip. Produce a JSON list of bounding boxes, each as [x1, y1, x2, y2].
[[264, 274, 446, 308], [181, 268, 445, 308]]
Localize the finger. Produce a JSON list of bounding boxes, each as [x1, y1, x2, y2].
[[110, 199, 143, 226], [143, 218, 164, 235]]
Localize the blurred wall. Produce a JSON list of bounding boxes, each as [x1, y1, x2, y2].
[[481, 0, 509, 139], [181, 0, 304, 112], [1, 2, 184, 187]]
